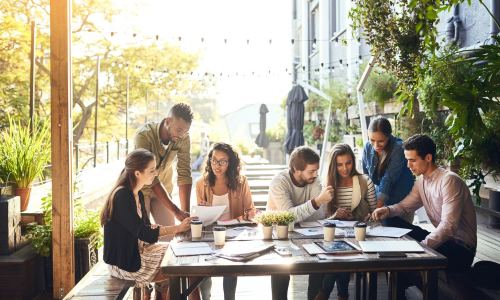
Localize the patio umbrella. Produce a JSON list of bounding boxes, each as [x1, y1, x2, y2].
[[255, 104, 269, 148], [283, 85, 308, 154]]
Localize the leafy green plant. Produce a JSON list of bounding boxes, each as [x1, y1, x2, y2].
[[252, 210, 276, 227], [26, 175, 104, 257], [0, 114, 51, 187], [274, 211, 298, 226], [364, 70, 398, 108], [266, 118, 286, 143]]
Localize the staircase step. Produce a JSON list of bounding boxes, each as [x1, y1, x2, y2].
[[252, 194, 268, 207], [248, 180, 271, 190], [243, 170, 280, 177], [251, 189, 269, 195]]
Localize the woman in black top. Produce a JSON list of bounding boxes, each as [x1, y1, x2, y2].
[[100, 149, 197, 300]]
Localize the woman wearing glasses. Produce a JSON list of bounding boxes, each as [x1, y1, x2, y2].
[[195, 142, 258, 300]]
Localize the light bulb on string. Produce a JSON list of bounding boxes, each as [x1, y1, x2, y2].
[[118, 63, 123, 68], [111, 61, 116, 67], [357, 38, 361, 46], [247, 39, 249, 45], [124, 64, 129, 70], [150, 68, 154, 75], [359, 55, 363, 64], [135, 66, 140, 72], [176, 72, 180, 79], [335, 38, 339, 47], [312, 38, 317, 49]]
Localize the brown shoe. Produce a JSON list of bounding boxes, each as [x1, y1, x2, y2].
[[314, 293, 328, 300]]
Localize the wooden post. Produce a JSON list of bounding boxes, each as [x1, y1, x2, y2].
[[29, 21, 36, 134], [50, 0, 74, 297], [94, 57, 100, 168]]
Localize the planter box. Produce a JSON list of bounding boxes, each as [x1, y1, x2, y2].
[[0, 195, 25, 256], [75, 233, 100, 284], [264, 142, 286, 165]]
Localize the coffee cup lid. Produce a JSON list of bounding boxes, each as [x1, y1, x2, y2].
[[354, 222, 367, 228], [190, 219, 202, 225], [213, 226, 226, 231], [323, 222, 336, 227]]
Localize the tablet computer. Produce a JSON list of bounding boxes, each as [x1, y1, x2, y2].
[[314, 241, 362, 254]]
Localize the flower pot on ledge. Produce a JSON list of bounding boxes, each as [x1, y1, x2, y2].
[[15, 187, 32, 212]]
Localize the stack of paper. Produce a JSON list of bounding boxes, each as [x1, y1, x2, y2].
[[299, 220, 358, 228], [217, 241, 275, 261], [217, 219, 253, 225], [366, 226, 412, 238], [171, 242, 213, 256], [191, 205, 227, 226], [225, 226, 260, 238]]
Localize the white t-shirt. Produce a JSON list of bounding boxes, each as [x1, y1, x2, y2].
[[212, 193, 231, 220]]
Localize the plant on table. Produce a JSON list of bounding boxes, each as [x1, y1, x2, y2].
[[274, 211, 298, 226], [252, 210, 276, 227]]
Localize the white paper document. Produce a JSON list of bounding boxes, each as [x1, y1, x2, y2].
[[294, 227, 324, 236], [171, 242, 213, 256], [225, 226, 260, 238], [217, 219, 253, 225], [366, 226, 413, 238], [317, 254, 365, 260], [219, 241, 275, 257], [191, 205, 227, 226], [358, 241, 425, 253], [299, 221, 322, 228]]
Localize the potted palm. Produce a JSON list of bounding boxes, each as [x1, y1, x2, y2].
[[253, 211, 275, 240], [0, 115, 51, 211]]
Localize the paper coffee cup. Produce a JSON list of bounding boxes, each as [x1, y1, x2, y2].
[[213, 226, 226, 246], [354, 222, 367, 241], [323, 223, 336, 242], [190, 219, 202, 238]]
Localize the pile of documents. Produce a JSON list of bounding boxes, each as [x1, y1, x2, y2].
[[299, 220, 358, 228], [216, 241, 276, 261], [171, 242, 213, 256], [217, 219, 253, 225], [191, 205, 227, 226]]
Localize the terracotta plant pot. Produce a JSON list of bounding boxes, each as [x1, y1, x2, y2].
[[262, 225, 273, 239], [277, 225, 288, 239], [15, 187, 32, 212]]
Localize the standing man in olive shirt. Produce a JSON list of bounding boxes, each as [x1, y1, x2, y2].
[[135, 102, 193, 236]]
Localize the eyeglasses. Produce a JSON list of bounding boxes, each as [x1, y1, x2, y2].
[[211, 158, 229, 167]]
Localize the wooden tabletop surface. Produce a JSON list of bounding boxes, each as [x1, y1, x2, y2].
[[161, 225, 447, 277]]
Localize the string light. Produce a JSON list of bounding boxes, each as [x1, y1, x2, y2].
[[313, 38, 317, 49], [335, 38, 339, 47], [357, 38, 361, 46], [118, 62, 123, 68], [111, 61, 116, 67], [124, 64, 129, 70]]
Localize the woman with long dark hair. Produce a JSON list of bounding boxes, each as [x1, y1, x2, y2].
[[195, 142, 258, 300], [314, 144, 376, 300], [362, 117, 414, 215], [101, 149, 198, 300]]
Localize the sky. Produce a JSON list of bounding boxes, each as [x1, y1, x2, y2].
[[108, 0, 293, 116]]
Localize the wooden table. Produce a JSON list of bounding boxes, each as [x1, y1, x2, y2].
[[161, 225, 447, 300]]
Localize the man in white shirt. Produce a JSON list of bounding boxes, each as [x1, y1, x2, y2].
[[267, 146, 334, 300]]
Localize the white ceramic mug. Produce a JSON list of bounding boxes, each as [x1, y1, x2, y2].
[[354, 222, 367, 241], [213, 226, 226, 246], [190, 220, 202, 238], [323, 223, 336, 242]]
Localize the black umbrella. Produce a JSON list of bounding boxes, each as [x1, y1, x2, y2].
[[255, 104, 270, 148], [283, 85, 308, 154]]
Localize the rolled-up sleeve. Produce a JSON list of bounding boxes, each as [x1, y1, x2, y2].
[[378, 147, 407, 202], [176, 134, 192, 186]]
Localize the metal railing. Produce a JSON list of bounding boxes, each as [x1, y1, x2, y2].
[[31, 139, 131, 187]]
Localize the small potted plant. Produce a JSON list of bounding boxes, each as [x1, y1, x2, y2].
[[253, 211, 275, 239], [0, 115, 51, 211], [275, 211, 297, 239]]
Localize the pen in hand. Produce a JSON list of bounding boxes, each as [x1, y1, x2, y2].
[[334, 205, 352, 217], [367, 211, 387, 223]]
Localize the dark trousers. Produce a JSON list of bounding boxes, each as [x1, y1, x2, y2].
[[271, 274, 323, 300], [384, 217, 475, 299]]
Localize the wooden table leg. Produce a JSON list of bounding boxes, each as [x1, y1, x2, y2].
[[169, 277, 182, 300], [388, 271, 398, 300], [367, 272, 377, 300], [362, 272, 367, 300], [355, 273, 362, 300], [421, 269, 438, 300]]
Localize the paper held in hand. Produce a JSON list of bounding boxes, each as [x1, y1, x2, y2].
[[191, 205, 227, 226]]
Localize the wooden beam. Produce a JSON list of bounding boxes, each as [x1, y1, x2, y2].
[[50, 0, 74, 298]]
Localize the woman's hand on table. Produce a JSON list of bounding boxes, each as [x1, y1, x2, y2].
[[363, 214, 371, 222], [176, 216, 199, 233]]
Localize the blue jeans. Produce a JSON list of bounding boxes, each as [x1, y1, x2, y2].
[[191, 154, 206, 170], [199, 276, 237, 300], [318, 273, 350, 298]]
